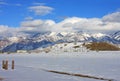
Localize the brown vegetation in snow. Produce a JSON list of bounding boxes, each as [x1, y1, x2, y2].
[[83, 42, 120, 51]]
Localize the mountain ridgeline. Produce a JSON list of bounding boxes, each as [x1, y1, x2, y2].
[[0, 31, 120, 53]]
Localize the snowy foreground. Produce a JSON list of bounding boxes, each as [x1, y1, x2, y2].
[[0, 51, 120, 81]]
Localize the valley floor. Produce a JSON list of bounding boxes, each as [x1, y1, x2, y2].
[[0, 51, 120, 81]]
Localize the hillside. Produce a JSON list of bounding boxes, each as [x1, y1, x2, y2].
[[83, 42, 120, 51]]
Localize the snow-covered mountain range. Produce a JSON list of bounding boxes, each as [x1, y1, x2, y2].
[[0, 31, 120, 52]]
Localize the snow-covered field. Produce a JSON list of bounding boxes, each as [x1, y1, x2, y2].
[[0, 51, 120, 81]]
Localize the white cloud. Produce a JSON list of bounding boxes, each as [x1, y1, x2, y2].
[[28, 5, 54, 16], [51, 11, 120, 32], [0, 2, 8, 5], [21, 19, 43, 27], [102, 12, 120, 22], [24, 16, 33, 21], [0, 1, 21, 6], [20, 19, 55, 32], [33, 2, 45, 6], [0, 25, 9, 33], [0, 25, 19, 37]]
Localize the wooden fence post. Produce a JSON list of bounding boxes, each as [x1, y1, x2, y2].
[[12, 60, 14, 70], [2, 60, 5, 69], [5, 60, 8, 70], [2, 60, 8, 70]]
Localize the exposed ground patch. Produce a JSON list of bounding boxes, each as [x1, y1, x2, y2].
[[83, 42, 120, 51]]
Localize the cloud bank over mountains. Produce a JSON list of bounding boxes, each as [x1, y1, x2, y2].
[[0, 11, 120, 35], [20, 11, 120, 33]]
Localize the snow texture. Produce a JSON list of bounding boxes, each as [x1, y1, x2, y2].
[[0, 51, 120, 81]]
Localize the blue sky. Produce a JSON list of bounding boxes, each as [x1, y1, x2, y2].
[[0, 0, 120, 34], [0, 0, 120, 27]]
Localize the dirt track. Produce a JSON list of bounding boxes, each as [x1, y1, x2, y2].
[[44, 69, 115, 81]]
